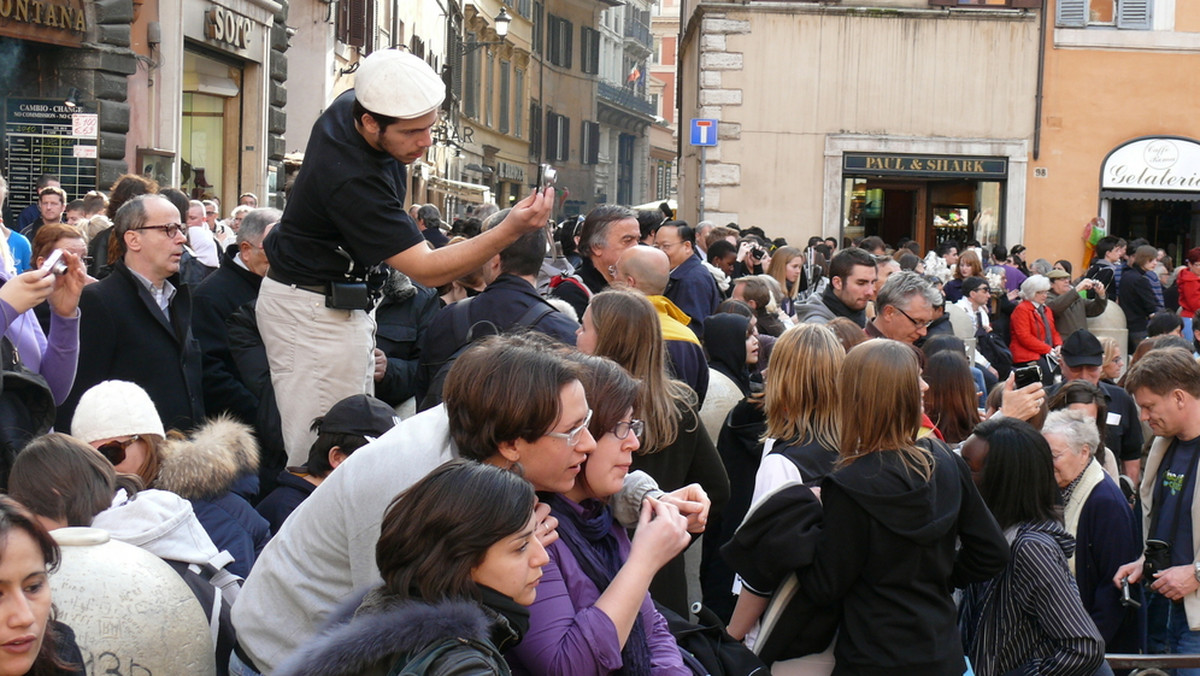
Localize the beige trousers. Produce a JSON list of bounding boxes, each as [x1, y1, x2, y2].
[[257, 277, 375, 466]]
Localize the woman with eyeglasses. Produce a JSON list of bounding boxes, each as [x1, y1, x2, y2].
[[68, 380, 270, 579], [509, 355, 691, 676], [575, 288, 730, 616]]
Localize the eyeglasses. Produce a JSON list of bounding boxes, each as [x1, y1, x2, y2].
[[546, 409, 594, 446], [131, 223, 184, 238], [612, 419, 644, 440], [96, 436, 139, 465], [892, 305, 933, 330]]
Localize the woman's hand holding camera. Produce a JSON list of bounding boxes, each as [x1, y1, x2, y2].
[[629, 497, 690, 573]]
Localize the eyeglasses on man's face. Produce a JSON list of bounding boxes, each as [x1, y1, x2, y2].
[[131, 223, 184, 238], [893, 304, 932, 330]]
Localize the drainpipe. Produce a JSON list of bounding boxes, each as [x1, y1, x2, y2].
[[1033, 1, 1048, 161]]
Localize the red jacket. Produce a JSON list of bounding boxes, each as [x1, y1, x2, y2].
[[1009, 300, 1061, 364], [1179, 267, 1200, 317]]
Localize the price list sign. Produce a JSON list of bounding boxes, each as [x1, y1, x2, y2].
[[3, 98, 99, 216]]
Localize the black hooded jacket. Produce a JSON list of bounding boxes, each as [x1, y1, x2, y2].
[[704, 313, 752, 396], [795, 440, 1009, 676]]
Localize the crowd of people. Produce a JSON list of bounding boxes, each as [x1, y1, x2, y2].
[[2, 47, 1200, 676]]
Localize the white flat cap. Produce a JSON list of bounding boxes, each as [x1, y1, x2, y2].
[[354, 49, 446, 119]]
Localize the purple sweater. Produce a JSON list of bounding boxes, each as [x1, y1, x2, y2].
[[507, 498, 688, 676], [0, 287, 79, 405]]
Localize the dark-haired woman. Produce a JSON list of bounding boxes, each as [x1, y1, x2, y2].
[[794, 339, 1009, 675], [0, 495, 83, 675], [276, 460, 548, 676], [511, 356, 690, 676], [922, 351, 982, 447], [958, 417, 1105, 676]]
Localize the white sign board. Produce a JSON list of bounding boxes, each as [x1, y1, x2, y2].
[[1102, 137, 1200, 191]]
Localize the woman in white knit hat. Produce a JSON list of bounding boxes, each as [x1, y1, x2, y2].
[[70, 379, 270, 579]]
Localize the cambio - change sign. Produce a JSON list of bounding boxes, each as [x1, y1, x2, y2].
[[1102, 137, 1200, 192]]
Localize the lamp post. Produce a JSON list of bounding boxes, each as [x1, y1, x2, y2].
[[459, 7, 511, 54]]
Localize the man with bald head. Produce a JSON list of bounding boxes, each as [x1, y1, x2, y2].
[[615, 246, 708, 404]]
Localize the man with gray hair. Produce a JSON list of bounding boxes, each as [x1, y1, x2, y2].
[[866, 270, 941, 345], [416, 203, 449, 248], [550, 204, 640, 317], [192, 207, 282, 424]]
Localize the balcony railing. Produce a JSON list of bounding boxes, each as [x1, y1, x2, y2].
[[623, 19, 652, 48], [598, 80, 655, 116]]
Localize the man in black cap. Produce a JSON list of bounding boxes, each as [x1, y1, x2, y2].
[[416, 204, 449, 248], [1052, 329, 1143, 482], [254, 394, 399, 533]]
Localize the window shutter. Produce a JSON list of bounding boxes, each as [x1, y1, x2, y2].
[[545, 112, 558, 161], [346, 0, 367, 47], [590, 28, 600, 74], [565, 21, 574, 69], [561, 116, 571, 161], [1055, 0, 1086, 27], [530, 103, 542, 159], [1117, 0, 1152, 29], [583, 121, 599, 164]]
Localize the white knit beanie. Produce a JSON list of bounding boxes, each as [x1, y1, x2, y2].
[[71, 380, 166, 443]]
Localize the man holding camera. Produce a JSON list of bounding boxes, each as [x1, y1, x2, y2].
[[1046, 269, 1107, 340], [1115, 348, 1200, 670], [259, 49, 552, 464]]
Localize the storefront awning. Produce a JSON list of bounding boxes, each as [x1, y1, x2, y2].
[[426, 176, 493, 205], [1100, 189, 1200, 202]]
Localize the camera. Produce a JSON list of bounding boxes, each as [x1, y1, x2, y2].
[[1143, 539, 1172, 580], [1013, 364, 1041, 389], [540, 164, 557, 191], [40, 249, 67, 276], [749, 247, 765, 260]]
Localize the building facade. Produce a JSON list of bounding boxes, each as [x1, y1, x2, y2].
[[677, 0, 1040, 250], [1030, 0, 1200, 265]]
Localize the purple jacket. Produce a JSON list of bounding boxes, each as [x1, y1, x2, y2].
[[507, 498, 688, 676], [0, 272, 79, 405]]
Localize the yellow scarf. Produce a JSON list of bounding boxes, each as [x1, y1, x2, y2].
[[646, 295, 700, 345]]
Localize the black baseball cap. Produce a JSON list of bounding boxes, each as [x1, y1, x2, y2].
[[961, 276, 990, 295], [317, 394, 398, 438], [1061, 330, 1104, 368]]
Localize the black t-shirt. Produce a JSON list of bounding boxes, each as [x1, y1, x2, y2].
[[1152, 437, 1200, 567], [264, 90, 425, 285]]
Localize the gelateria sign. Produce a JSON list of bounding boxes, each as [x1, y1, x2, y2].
[[0, 0, 88, 47], [1102, 137, 1200, 191]]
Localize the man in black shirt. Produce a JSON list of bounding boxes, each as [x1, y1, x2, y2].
[[259, 49, 552, 464]]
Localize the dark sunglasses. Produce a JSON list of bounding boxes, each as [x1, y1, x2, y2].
[[96, 436, 139, 465]]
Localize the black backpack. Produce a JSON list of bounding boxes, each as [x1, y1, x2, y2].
[[0, 336, 55, 489], [417, 297, 557, 412]]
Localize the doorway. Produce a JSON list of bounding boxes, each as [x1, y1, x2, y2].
[[1108, 198, 1198, 263]]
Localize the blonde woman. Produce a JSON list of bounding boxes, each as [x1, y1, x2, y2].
[[725, 324, 845, 663], [767, 246, 805, 316]]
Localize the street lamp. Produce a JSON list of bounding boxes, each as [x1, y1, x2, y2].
[[460, 7, 511, 54]]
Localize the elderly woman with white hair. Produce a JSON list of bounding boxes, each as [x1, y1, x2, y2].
[[1009, 274, 1061, 385], [1042, 409, 1142, 655]]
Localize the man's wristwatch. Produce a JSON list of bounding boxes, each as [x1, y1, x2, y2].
[[1193, 561, 1200, 583]]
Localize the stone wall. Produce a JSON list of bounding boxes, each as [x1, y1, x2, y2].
[[694, 12, 747, 225]]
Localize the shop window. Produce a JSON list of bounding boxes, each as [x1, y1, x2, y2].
[[1056, 0, 1152, 28]]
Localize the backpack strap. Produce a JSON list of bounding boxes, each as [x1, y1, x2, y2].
[[515, 300, 557, 329]]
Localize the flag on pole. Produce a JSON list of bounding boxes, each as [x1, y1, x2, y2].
[[627, 64, 641, 83]]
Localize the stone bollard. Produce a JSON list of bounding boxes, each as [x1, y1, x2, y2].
[[1087, 301, 1129, 376], [50, 527, 217, 676]]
